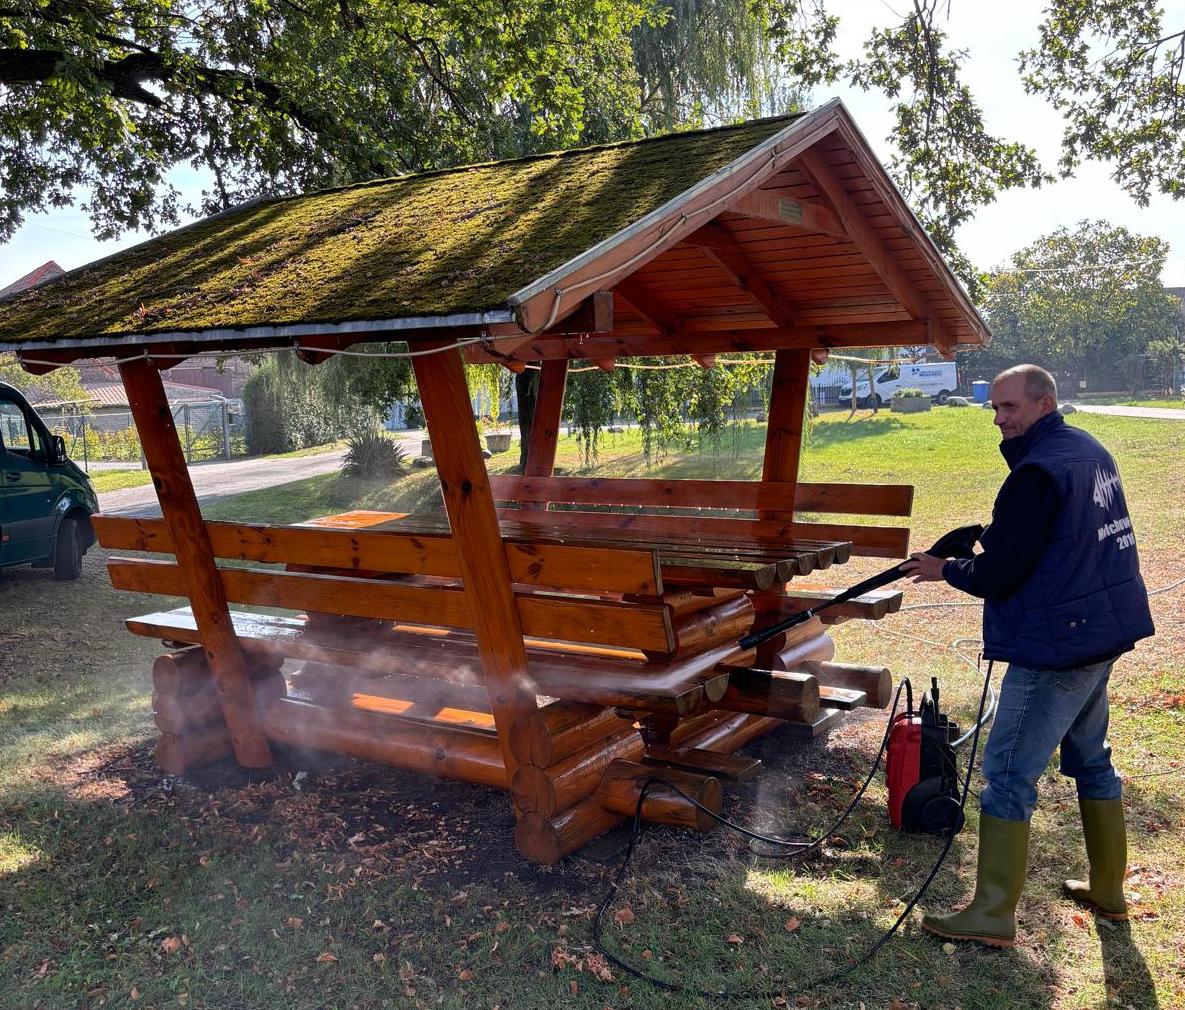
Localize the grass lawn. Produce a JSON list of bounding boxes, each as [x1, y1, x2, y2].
[[89, 469, 155, 493], [2, 407, 1182, 1010]]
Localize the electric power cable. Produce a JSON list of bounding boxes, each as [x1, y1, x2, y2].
[[591, 662, 996, 998]]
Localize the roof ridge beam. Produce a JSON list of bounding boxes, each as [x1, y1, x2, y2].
[[793, 148, 953, 351]]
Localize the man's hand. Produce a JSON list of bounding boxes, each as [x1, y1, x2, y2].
[[901, 552, 947, 583]]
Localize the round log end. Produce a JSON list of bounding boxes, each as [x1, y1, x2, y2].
[[514, 813, 562, 865], [510, 764, 557, 817]]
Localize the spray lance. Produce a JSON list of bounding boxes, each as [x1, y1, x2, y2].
[[738, 523, 985, 651]]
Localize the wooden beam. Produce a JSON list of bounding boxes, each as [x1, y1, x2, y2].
[[117, 357, 271, 768], [695, 223, 796, 328], [761, 349, 811, 521], [524, 359, 569, 485], [412, 344, 538, 778], [539, 291, 614, 336], [728, 191, 845, 238], [613, 278, 680, 334], [463, 320, 926, 364], [794, 148, 953, 350]]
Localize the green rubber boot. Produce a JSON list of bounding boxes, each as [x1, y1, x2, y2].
[[921, 814, 1030, 948], [1064, 797, 1129, 921]]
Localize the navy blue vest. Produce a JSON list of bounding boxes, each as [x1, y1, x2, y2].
[[981, 411, 1154, 669]]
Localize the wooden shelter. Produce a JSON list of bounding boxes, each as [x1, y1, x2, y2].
[[0, 100, 988, 863]]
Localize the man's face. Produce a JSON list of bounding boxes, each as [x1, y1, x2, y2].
[[990, 375, 1055, 440]]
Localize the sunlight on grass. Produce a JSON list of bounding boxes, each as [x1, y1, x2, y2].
[[0, 831, 43, 874]]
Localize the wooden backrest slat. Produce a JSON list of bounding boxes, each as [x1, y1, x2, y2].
[[496, 507, 909, 558], [92, 515, 663, 597], [106, 558, 675, 652], [489, 476, 913, 517]]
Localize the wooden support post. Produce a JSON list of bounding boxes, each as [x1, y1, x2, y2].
[[119, 357, 271, 768], [759, 348, 812, 522], [412, 345, 538, 778], [523, 359, 569, 480]]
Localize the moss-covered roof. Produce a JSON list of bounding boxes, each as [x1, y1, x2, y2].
[[0, 116, 800, 346]]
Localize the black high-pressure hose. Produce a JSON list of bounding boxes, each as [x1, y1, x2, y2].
[[592, 662, 997, 999], [739, 524, 984, 651]]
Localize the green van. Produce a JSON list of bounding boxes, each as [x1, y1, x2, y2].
[[0, 381, 97, 580]]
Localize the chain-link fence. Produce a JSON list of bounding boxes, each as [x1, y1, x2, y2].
[[38, 400, 246, 471]]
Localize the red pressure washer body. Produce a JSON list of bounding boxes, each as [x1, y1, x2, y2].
[[885, 679, 966, 835]]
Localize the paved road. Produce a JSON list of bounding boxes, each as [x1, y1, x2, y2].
[[1067, 403, 1185, 420], [98, 430, 426, 516]]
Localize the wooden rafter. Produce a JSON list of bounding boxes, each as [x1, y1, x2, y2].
[[464, 320, 926, 364], [693, 222, 796, 328], [613, 277, 679, 335], [794, 148, 953, 350]]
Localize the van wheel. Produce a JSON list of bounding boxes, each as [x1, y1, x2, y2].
[[53, 517, 83, 581], [937, 389, 951, 404]]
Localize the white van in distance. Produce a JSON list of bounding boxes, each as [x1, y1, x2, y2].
[[839, 361, 959, 407]]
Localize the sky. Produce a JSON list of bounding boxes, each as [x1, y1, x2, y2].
[[1, 1, 1182, 291]]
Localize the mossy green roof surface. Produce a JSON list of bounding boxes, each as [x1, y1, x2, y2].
[[0, 116, 799, 346]]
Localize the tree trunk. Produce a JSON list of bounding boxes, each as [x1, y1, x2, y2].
[[516, 367, 540, 470]]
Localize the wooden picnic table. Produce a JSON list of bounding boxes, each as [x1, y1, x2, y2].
[[300, 510, 853, 592]]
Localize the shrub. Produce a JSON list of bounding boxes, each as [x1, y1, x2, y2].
[[892, 387, 926, 399], [340, 430, 408, 480]]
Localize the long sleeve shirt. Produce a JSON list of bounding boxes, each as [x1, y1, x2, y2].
[[942, 465, 1059, 601]]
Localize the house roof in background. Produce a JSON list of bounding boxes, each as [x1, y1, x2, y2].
[[0, 260, 65, 299]]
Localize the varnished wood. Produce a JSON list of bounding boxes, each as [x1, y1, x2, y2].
[[523, 359, 569, 481], [92, 513, 665, 597], [796, 661, 892, 709], [510, 703, 631, 768], [488, 476, 913, 517], [514, 800, 623, 865], [795, 147, 952, 350], [464, 319, 928, 364], [106, 557, 675, 652], [511, 728, 645, 816], [118, 357, 271, 768], [729, 190, 845, 238], [717, 666, 820, 723], [761, 348, 811, 521], [595, 760, 721, 832], [642, 745, 762, 783], [263, 697, 508, 787], [155, 724, 234, 775]]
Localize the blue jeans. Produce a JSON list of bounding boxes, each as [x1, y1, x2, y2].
[[979, 659, 1123, 822]]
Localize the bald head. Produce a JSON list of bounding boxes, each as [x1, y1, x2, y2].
[[990, 364, 1058, 440]]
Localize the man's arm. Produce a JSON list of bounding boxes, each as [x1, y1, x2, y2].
[[903, 466, 1059, 600]]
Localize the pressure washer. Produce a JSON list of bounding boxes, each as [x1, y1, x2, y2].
[[594, 523, 997, 996]]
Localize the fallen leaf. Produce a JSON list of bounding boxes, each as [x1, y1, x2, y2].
[[773, 997, 788, 1008], [130, 986, 140, 1000], [285, 917, 303, 929], [583, 953, 615, 982], [726, 933, 745, 945], [316, 952, 338, 964], [1071, 913, 1089, 930], [784, 916, 801, 933], [160, 937, 183, 954], [457, 969, 473, 981], [569, 980, 580, 995], [614, 906, 636, 926]]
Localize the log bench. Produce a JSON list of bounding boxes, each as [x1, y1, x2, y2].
[[94, 471, 910, 863]]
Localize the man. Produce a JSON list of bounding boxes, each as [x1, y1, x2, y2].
[[902, 364, 1154, 948]]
